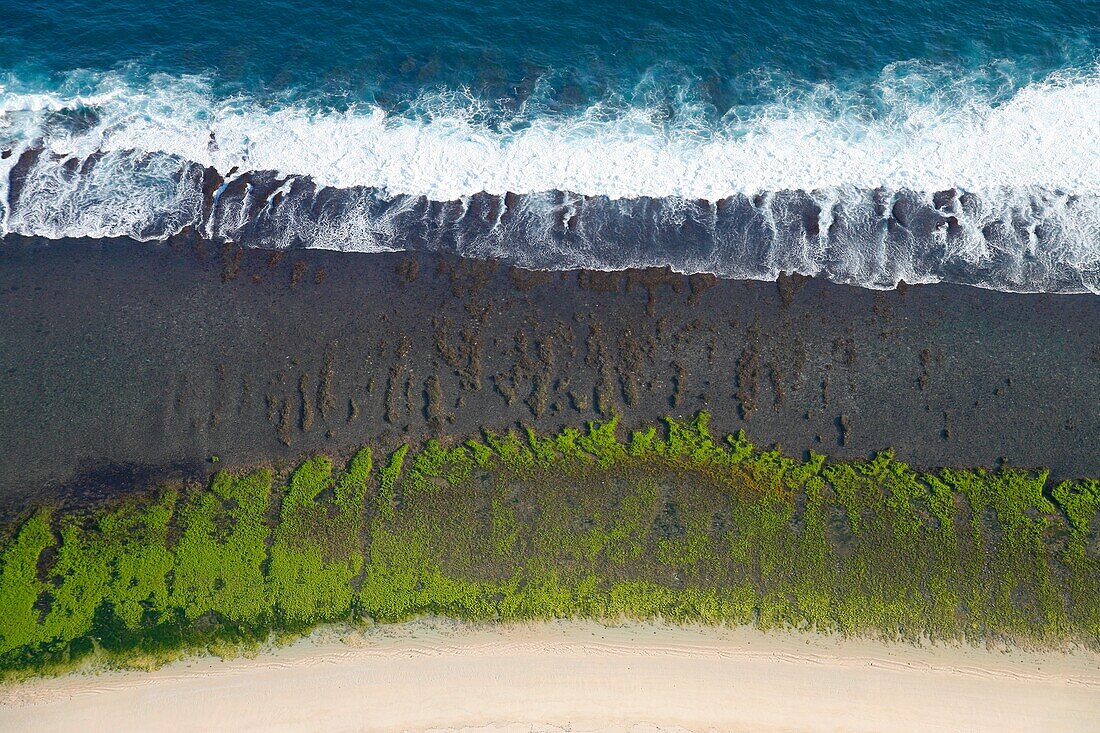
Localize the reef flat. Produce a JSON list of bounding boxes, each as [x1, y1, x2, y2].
[[1, 234, 1098, 518], [2, 414, 1098, 676]]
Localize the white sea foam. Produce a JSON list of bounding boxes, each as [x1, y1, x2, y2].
[[4, 151, 202, 240], [2, 68, 1099, 200], [1, 68, 1098, 291]]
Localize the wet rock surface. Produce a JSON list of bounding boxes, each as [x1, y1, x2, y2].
[[1, 233, 1097, 514]]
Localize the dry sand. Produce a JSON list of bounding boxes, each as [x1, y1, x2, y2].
[[2, 619, 1098, 733]]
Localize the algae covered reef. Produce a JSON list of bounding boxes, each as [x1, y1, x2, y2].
[[2, 413, 1098, 677]]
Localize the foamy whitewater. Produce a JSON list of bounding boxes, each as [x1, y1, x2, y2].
[[2, 66, 1099, 292]]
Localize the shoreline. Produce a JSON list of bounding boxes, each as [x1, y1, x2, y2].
[[3, 619, 1099, 732]]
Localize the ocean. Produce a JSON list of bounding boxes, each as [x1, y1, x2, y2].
[[1, 0, 1097, 291]]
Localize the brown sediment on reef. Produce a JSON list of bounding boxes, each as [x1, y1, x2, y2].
[[0, 233, 1098, 512]]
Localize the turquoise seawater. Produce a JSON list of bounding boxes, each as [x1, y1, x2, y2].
[[0, 1, 1097, 290]]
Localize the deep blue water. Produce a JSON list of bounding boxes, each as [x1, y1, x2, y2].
[[3, 1, 1097, 107], [3, 0, 1096, 112], [0, 1, 1098, 291]]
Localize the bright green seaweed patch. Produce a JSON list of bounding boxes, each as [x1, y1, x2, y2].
[[270, 448, 372, 627], [170, 470, 272, 627], [0, 510, 55, 660], [1, 413, 1099, 675]]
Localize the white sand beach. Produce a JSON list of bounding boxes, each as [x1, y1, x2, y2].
[[2, 620, 1098, 733]]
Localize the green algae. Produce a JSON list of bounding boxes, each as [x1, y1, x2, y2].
[[270, 448, 372, 627], [1, 413, 1098, 677], [0, 510, 54, 661], [170, 470, 272, 627]]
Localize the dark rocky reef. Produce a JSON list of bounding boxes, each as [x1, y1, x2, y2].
[[0, 233, 1098, 514]]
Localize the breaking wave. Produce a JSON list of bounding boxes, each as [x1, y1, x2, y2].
[[1, 67, 1098, 292]]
